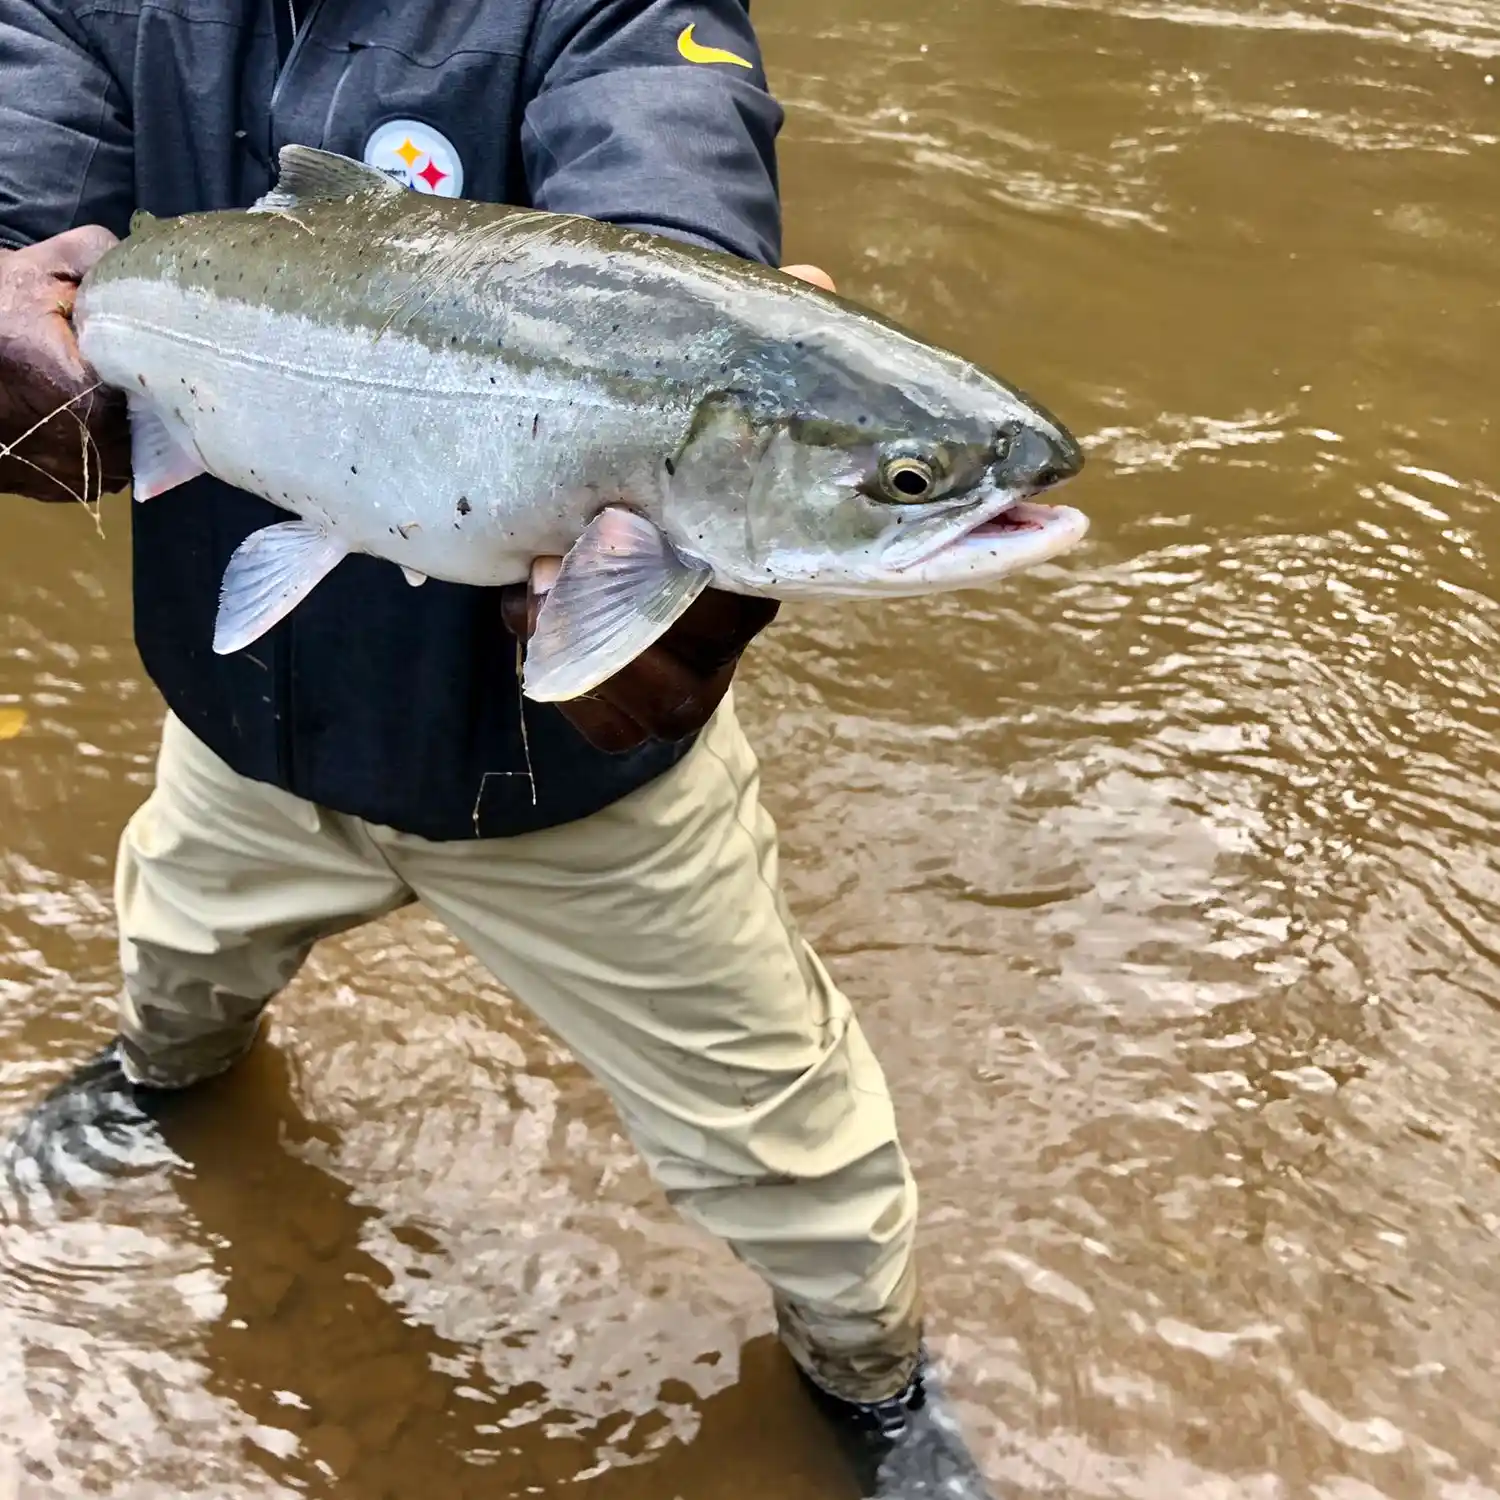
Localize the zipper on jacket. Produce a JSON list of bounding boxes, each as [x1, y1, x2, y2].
[[272, 0, 296, 65], [270, 0, 327, 118], [265, 0, 327, 171], [266, 0, 327, 792]]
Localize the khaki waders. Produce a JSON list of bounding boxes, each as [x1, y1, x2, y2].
[[112, 695, 922, 1403]]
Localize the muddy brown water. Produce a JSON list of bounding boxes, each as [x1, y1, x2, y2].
[[3, 0, 1498, 1494]]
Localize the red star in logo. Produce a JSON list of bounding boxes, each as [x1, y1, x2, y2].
[[417, 158, 448, 192]]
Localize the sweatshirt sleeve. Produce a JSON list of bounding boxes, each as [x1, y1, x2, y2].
[[0, 0, 134, 249], [519, 0, 783, 267]]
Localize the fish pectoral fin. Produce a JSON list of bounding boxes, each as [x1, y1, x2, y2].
[[400, 566, 428, 587], [521, 507, 712, 703], [213, 520, 348, 656], [127, 395, 206, 502], [251, 145, 407, 215]]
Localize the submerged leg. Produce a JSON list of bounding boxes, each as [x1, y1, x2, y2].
[[795, 1352, 996, 1497], [0, 1040, 185, 1226], [386, 692, 997, 1496], [111, 713, 408, 1091], [2, 711, 408, 1214]]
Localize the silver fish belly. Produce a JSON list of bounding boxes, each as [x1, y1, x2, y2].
[[77, 265, 688, 588]]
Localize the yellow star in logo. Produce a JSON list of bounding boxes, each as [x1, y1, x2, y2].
[[394, 137, 422, 169]]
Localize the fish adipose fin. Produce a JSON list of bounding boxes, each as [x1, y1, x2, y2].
[[522, 507, 712, 703], [127, 394, 206, 501], [250, 144, 407, 214], [213, 519, 348, 655]]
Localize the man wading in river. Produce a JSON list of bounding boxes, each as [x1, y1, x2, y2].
[[0, 1, 993, 1492]]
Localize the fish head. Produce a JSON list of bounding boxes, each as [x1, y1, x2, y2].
[[666, 312, 1088, 599]]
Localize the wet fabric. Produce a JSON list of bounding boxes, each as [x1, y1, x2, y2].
[[112, 699, 924, 1403]]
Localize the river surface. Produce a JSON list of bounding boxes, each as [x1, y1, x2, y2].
[[2, 0, 1498, 1495]]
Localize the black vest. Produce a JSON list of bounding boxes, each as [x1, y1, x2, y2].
[[0, 0, 782, 838]]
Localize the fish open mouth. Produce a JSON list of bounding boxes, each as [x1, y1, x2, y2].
[[963, 499, 1064, 538], [880, 486, 1089, 579], [945, 496, 1089, 557], [900, 493, 1089, 586]]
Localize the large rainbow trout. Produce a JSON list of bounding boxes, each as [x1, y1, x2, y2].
[[74, 146, 1087, 701]]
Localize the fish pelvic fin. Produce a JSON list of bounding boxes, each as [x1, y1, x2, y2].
[[127, 393, 206, 501], [251, 145, 408, 215], [213, 519, 348, 656], [521, 507, 712, 702]]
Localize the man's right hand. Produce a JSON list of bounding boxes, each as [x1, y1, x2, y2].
[[0, 228, 131, 503]]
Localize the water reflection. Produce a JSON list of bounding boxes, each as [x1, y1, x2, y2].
[[3, 0, 1499, 1492]]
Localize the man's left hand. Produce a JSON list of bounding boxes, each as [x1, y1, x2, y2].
[[499, 262, 836, 753]]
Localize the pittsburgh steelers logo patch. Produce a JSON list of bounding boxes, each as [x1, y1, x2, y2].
[[363, 119, 465, 198]]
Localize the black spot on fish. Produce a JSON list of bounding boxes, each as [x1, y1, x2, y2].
[[136, 374, 146, 388], [457, 497, 472, 517], [532, 414, 539, 438], [664, 457, 676, 477], [350, 465, 358, 475]]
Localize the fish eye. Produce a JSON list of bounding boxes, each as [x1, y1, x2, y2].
[[878, 456, 937, 503]]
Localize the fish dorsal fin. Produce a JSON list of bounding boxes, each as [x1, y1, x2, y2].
[[251, 145, 407, 214]]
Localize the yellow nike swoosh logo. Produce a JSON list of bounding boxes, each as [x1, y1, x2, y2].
[[677, 24, 753, 68]]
